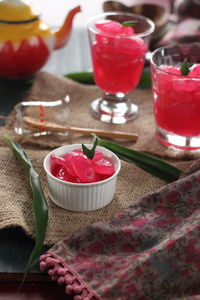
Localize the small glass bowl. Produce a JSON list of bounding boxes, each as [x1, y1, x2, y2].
[[43, 144, 121, 211], [14, 97, 70, 138]]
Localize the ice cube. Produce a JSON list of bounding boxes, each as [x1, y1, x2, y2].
[[96, 20, 124, 35]]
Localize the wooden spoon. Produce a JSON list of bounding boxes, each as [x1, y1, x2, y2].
[[23, 116, 138, 142]]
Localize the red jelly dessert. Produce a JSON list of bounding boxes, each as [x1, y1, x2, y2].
[[50, 149, 115, 183]]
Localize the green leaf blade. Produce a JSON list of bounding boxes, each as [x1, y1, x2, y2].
[[4, 136, 32, 172], [64, 71, 94, 84], [5, 138, 48, 288], [97, 138, 182, 182], [63, 70, 151, 88], [30, 168, 48, 247], [82, 138, 98, 160]]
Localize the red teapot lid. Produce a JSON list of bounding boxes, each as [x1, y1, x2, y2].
[[0, 0, 39, 23]]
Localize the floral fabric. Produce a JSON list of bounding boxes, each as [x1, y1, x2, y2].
[[40, 162, 200, 300]]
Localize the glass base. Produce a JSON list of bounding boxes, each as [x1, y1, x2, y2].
[[90, 93, 138, 124], [156, 126, 200, 151]]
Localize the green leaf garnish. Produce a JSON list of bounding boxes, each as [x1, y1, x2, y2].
[[180, 59, 190, 76], [82, 137, 98, 159], [97, 137, 182, 182], [122, 20, 138, 27], [5, 137, 48, 290]]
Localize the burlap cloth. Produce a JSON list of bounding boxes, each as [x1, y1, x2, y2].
[[0, 72, 198, 246]]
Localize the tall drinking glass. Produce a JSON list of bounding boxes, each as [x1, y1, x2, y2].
[[151, 43, 200, 151], [87, 12, 155, 124]]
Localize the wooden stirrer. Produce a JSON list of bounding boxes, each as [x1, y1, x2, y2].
[[23, 116, 138, 142]]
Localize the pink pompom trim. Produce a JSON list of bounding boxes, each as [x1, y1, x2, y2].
[[40, 252, 102, 300]]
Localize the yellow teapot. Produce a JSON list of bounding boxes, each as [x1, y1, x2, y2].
[[0, 0, 81, 78]]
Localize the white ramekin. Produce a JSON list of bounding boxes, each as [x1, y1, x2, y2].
[[43, 144, 121, 211]]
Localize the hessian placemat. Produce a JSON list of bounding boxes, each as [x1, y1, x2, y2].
[[0, 72, 197, 245]]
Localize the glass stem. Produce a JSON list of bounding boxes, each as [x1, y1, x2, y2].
[[103, 92, 128, 104]]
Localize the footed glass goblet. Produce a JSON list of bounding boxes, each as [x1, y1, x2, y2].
[[87, 12, 154, 124]]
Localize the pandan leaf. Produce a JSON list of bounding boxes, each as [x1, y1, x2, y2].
[[82, 137, 98, 159], [5, 137, 48, 289], [64, 70, 151, 88], [64, 71, 94, 84], [97, 137, 182, 182]]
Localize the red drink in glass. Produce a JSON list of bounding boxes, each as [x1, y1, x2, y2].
[[151, 44, 200, 150], [154, 64, 200, 137], [92, 21, 147, 94], [87, 12, 154, 124]]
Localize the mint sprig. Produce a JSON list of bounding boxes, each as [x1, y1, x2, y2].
[[180, 59, 190, 76], [82, 137, 98, 160], [122, 20, 138, 27]]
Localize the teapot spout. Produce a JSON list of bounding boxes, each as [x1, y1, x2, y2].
[[54, 5, 81, 50]]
